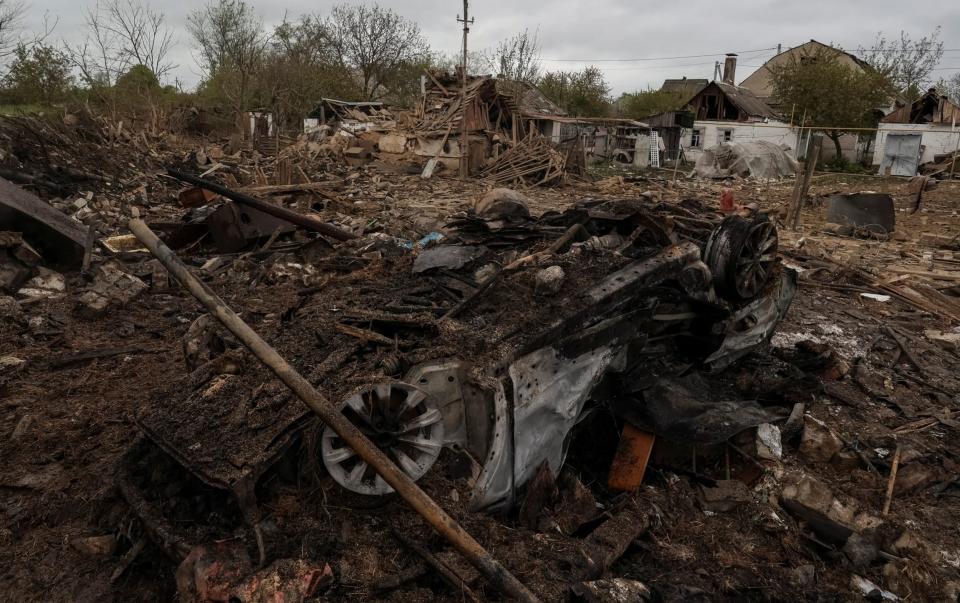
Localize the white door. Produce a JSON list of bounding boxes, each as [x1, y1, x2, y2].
[[879, 133, 922, 176]]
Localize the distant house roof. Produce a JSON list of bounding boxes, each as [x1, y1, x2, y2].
[[685, 81, 779, 121], [660, 78, 709, 97], [778, 40, 872, 71], [738, 40, 876, 107], [714, 82, 778, 118], [881, 89, 960, 125]]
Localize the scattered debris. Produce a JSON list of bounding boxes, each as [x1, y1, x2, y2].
[[3, 98, 960, 603]]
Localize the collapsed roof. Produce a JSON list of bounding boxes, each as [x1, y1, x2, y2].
[[881, 89, 960, 125]]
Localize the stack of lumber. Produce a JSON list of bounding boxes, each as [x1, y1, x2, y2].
[[480, 133, 572, 187]]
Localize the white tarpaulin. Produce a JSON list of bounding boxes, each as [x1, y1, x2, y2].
[[695, 141, 799, 179]]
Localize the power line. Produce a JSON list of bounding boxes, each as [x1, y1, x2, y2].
[[543, 47, 776, 62], [543, 46, 960, 64]]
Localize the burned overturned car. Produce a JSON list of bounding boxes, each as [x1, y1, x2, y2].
[[119, 191, 795, 561]]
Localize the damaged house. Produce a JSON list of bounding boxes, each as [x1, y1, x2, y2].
[[872, 89, 960, 176], [412, 72, 591, 184], [303, 98, 397, 135], [678, 54, 795, 164], [739, 40, 899, 162]]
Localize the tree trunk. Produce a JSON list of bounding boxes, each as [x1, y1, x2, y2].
[[829, 131, 843, 161]]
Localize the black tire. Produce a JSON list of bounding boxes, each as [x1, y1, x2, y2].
[[703, 214, 778, 301]]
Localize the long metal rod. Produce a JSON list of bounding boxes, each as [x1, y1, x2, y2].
[[128, 218, 539, 603], [167, 169, 356, 242]]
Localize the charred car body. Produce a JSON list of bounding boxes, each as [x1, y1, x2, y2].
[[120, 193, 795, 555]]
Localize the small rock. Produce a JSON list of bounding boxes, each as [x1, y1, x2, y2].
[[473, 263, 500, 285], [889, 531, 925, 558], [799, 415, 843, 463], [791, 564, 815, 587], [756, 423, 782, 460], [11, 414, 32, 439], [781, 403, 805, 442], [77, 262, 147, 318], [572, 578, 654, 602], [843, 532, 879, 569], [534, 265, 565, 295], [780, 474, 855, 544], [894, 463, 939, 496], [1, 355, 25, 373], [5, 463, 69, 491], [924, 329, 960, 351], [16, 267, 65, 300], [0, 295, 22, 321], [831, 449, 862, 471], [822, 222, 854, 236], [71, 535, 116, 556], [475, 188, 530, 219], [699, 479, 753, 512]]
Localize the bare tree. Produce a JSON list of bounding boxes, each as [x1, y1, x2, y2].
[[488, 28, 541, 83], [187, 0, 270, 112], [859, 27, 944, 98], [64, 4, 127, 87], [0, 0, 26, 59], [936, 73, 960, 104], [325, 3, 430, 100], [100, 0, 176, 81]]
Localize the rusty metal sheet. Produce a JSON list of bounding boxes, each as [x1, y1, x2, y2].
[[826, 192, 896, 234], [207, 201, 296, 253]]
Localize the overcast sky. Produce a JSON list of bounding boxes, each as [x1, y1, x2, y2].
[[24, 0, 960, 95]]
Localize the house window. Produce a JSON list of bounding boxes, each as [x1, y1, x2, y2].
[[720, 128, 733, 142], [690, 129, 702, 148]]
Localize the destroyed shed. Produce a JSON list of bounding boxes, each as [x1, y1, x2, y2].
[[414, 72, 588, 184], [873, 89, 960, 177], [304, 98, 397, 135]]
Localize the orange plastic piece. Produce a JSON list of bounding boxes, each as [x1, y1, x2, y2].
[[719, 189, 736, 213], [607, 424, 656, 492]]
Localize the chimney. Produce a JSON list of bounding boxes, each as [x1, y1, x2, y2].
[[722, 53, 738, 85]]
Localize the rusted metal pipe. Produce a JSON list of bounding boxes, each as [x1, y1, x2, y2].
[[167, 169, 357, 242], [128, 218, 540, 603]]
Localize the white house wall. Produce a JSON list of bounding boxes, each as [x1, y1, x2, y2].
[[871, 124, 960, 166], [681, 120, 795, 162]]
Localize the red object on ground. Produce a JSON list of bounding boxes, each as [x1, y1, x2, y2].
[[720, 189, 736, 213]]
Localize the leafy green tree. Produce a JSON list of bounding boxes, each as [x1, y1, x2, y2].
[[3, 42, 73, 105], [771, 48, 893, 160], [539, 66, 610, 117], [257, 16, 360, 127], [115, 64, 160, 93]]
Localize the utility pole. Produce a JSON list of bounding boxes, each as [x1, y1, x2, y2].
[[457, 0, 473, 179]]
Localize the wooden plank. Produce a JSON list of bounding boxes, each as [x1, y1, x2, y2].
[[0, 176, 87, 267]]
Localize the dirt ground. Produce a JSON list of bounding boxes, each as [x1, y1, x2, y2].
[[2, 154, 960, 602]]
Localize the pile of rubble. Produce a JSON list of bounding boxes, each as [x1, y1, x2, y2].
[[3, 112, 960, 602]]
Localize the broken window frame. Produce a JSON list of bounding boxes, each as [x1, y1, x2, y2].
[[720, 128, 734, 142], [690, 129, 702, 148]]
